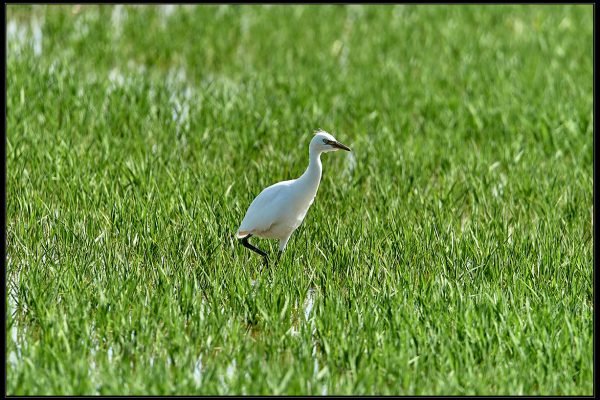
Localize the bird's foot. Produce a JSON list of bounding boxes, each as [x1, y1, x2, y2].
[[259, 256, 269, 272]]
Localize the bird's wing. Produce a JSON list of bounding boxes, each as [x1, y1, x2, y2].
[[236, 181, 292, 237]]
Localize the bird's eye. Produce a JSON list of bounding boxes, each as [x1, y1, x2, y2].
[[323, 139, 329, 144]]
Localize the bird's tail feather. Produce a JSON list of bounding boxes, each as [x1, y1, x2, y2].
[[236, 230, 250, 238]]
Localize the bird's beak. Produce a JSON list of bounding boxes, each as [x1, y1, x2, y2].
[[331, 141, 351, 152]]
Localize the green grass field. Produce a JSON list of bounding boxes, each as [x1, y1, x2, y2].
[[6, 4, 593, 395]]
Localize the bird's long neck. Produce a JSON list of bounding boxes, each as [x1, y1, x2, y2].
[[298, 147, 322, 195]]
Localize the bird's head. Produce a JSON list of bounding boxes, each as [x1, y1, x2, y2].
[[310, 130, 351, 153]]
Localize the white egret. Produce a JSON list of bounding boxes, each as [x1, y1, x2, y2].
[[236, 130, 351, 267]]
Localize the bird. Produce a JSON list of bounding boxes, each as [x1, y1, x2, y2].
[[236, 130, 351, 267]]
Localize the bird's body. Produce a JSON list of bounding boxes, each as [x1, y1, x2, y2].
[[236, 131, 351, 265], [236, 153, 321, 250]]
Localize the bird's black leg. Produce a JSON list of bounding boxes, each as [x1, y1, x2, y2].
[[241, 234, 269, 268]]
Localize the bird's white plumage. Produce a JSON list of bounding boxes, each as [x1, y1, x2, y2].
[[236, 131, 350, 252], [237, 180, 295, 239]]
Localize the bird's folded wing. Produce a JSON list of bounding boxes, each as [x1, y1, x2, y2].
[[236, 182, 289, 237]]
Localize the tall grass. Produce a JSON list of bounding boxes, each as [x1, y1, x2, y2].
[[6, 4, 593, 395]]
